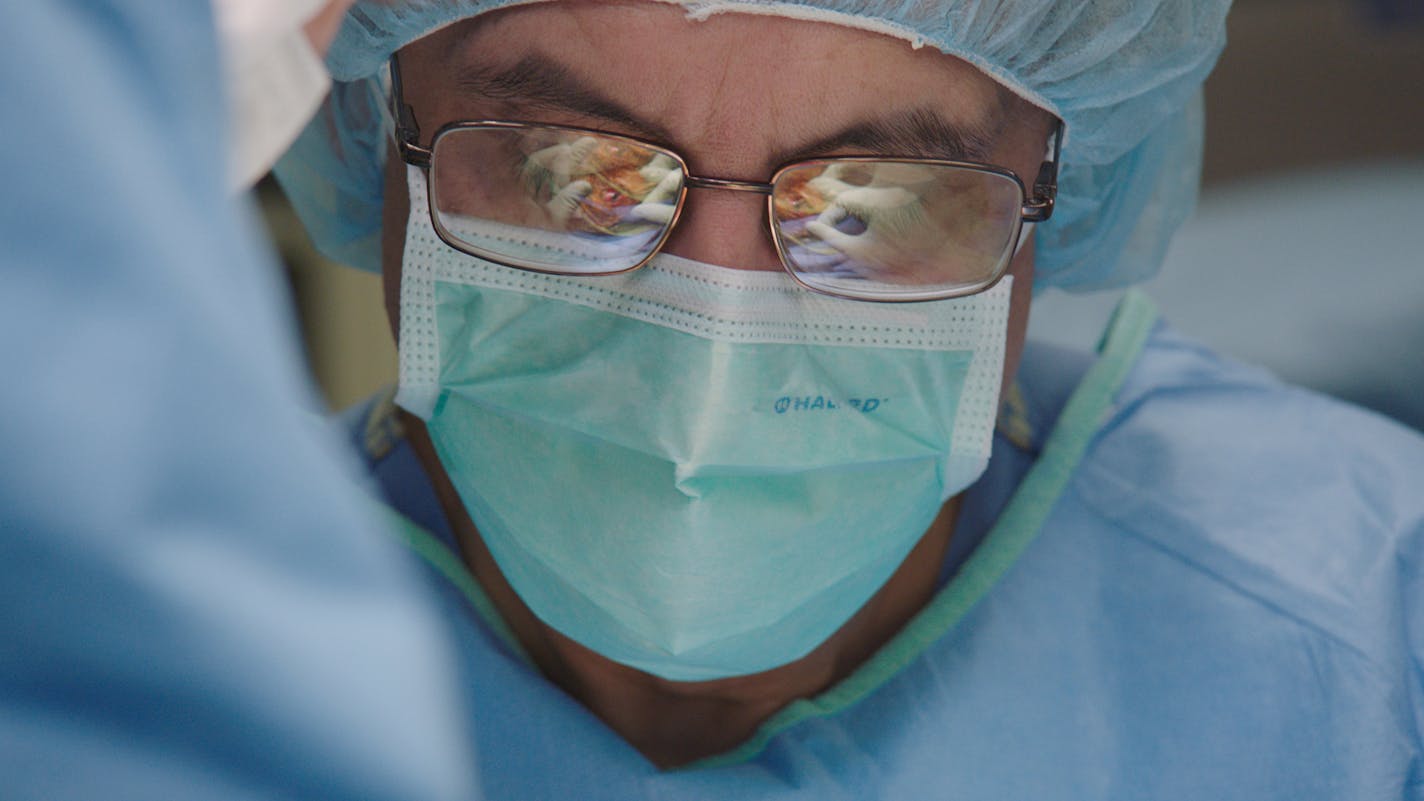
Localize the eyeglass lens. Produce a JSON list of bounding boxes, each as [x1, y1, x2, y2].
[[430, 126, 684, 275], [429, 125, 1023, 297], [771, 161, 1022, 299]]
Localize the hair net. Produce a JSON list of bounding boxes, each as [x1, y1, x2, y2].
[[275, 0, 1229, 291]]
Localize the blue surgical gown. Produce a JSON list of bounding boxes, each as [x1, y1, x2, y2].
[[348, 300, 1424, 800], [1, 2, 476, 798]]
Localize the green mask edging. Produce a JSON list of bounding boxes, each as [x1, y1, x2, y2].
[[379, 289, 1158, 770], [379, 506, 534, 665]]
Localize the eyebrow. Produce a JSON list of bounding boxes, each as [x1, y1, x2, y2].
[[453, 55, 676, 142], [785, 108, 1000, 164], [452, 53, 1003, 167]]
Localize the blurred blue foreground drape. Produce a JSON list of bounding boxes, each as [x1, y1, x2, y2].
[[0, 3, 478, 798]]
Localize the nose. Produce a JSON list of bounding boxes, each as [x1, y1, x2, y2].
[[657, 185, 785, 272]]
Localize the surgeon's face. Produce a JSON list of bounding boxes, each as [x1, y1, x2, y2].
[[381, 1, 1055, 377], [379, 5, 1058, 748]]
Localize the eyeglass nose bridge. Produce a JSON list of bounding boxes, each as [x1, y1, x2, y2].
[[666, 174, 784, 269], [683, 175, 775, 195]]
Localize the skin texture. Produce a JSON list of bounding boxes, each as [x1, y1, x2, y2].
[[380, 1, 1055, 768]]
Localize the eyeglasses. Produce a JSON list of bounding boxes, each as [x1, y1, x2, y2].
[[391, 62, 1062, 303]]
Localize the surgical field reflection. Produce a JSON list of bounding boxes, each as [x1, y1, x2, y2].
[[430, 126, 680, 273], [771, 160, 1021, 290], [422, 123, 1026, 294]]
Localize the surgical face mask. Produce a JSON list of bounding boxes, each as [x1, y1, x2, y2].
[[396, 166, 1010, 681], [214, 0, 333, 190]]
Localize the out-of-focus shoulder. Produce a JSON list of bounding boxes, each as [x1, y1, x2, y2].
[[1099, 323, 1424, 478], [1070, 322, 1424, 660]]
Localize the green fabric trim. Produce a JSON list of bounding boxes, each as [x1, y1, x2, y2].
[[688, 290, 1159, 770], [379, 506, 534, 665]]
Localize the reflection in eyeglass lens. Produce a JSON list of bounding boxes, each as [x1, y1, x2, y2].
[[520, 137, 682, 236], [431, 127, 685, 273], [773, 161, 1020, 289]]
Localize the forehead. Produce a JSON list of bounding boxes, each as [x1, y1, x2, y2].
[[398, 2, 1021, 171]]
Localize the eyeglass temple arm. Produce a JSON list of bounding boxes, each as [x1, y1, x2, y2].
[[389, 55, 433, 168], [1021, 120, 1064, 223]]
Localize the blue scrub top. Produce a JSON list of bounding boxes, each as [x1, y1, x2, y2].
[[349, 303, 1424, 800]]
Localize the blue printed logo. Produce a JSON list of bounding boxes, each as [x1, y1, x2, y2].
[[773, 395, 885, 414]]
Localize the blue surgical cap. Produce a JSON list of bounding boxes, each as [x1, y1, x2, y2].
[[275, 0, 1229, 291]]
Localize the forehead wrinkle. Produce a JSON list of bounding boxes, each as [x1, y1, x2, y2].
[[428, 15, 1022, 176]]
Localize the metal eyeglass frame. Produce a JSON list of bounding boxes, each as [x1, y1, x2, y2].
[[389, 56, 1063, 303]]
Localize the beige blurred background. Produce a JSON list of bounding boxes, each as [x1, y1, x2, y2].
[[259, 0, 1424, 412]]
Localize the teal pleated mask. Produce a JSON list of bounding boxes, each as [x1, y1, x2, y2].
[[395, 167, 1010, 681]]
